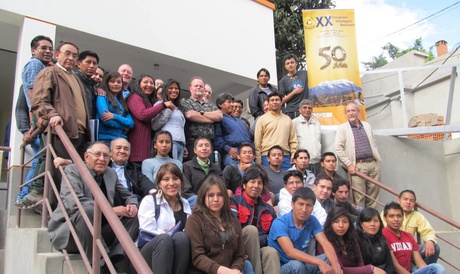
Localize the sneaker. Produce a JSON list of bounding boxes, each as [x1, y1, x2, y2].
[[16, 184, 31, 201], [21, 190, 43, 207], [15, 199, 25, 208]]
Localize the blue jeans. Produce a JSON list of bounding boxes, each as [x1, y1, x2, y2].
[[261, 155, 291, 171], [411, 263, 445, 274], [16, 136, 40, 200], [222, 153, 237, 168], [172, 141, 185, 163], [281, 254, 327, 274], [243, 260, 254, 274], [187, 195, 197, 210]]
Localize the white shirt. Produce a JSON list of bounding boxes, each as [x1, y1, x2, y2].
[[112, 162, 129, 190], [277, 188, 327, 227]]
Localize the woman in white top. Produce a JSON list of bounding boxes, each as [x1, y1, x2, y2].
[[151, 79, 186, 162], [138, 162, 191, 274]]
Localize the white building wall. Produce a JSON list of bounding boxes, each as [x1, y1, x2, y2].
[[362, 50, 460, 130], [0, 0, 277, 82]]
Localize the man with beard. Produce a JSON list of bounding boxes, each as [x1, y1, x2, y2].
[[335, 101, 382, 208]]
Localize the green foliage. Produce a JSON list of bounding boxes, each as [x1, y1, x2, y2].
[[363, 37, 435, 70], [362, 54, 388, 71], [273, 0, 335, 80]]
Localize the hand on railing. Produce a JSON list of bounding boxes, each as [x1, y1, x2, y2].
[[347, 164, 358, 174], [49, 116, 63, 128]]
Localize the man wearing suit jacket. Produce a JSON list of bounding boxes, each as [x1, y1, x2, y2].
[[47, 142, 139, 269], [24, 42, 91, 208], [108, 138, 154, 203]]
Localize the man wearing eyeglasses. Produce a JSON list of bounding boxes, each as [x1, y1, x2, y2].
[[32, 41, 90, 157], [26, 42, 91, 207], [48, 141, 139, 273]]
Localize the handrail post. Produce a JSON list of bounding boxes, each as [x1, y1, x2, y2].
[[41, 128, 52, 228], [445, 66, 457, 139], [92, 202, 101, 274], [16, 145, 26, 228], [53, 126, 152, 273], [397, 70, 409, 127]]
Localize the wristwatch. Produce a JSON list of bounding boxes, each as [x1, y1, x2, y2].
[[200, 110, 205, 115]]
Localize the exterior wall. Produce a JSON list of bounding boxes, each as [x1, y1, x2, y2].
[[0, 0, 277, 82]]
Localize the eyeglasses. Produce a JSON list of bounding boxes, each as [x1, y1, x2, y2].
[[258, 75, 269, 78], [87, 151, 111, 159], [58, 50, 78, 59]]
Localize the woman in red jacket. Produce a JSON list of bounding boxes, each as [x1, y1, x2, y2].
[[126, 74, 174, 163]]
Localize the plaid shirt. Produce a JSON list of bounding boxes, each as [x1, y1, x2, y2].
[[179, 97, 219, 140], [350, 121, 373, 160], [22, 57, 46, 109]]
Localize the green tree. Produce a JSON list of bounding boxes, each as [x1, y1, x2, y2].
[[363, 38, 435, 70], [273, 0, 335, 80], [362, 54, 388, 71], [382, 42, 400, 60]]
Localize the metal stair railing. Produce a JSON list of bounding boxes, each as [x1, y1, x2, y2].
[[343, 164, 460, 271], [16, 125, 152, 274]]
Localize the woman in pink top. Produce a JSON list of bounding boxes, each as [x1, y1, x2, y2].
[[127, 74, 175, 163]]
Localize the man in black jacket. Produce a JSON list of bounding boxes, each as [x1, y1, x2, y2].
[[75, 50, 99, 119], [108, 138, 154, 203]]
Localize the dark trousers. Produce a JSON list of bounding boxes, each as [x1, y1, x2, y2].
[[307, 162, 322, 176], [283, 111, 300, 119], [31, 133, 88, 194], [138, 232, 190, 274], [65, 203, 139, 264]]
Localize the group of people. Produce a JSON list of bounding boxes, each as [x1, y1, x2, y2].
[[13, 35, 445, 273]]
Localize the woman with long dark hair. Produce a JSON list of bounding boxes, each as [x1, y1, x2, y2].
[[185, 176, 253, 274], [126, 74, 175, 163], [151, 79, 186, 162], [142, 130, 182, 184], [357, 208, 395, 273], [137, 162, 191, 274], [96, 71, 133, 145], [319, 207, 386, 274]]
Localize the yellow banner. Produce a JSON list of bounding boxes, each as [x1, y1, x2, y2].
[[303, 9, 366, 124]]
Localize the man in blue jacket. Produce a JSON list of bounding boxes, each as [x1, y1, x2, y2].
[[214, 93, 252, 168]]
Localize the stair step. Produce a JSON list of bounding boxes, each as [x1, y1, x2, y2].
[[37, 253, 87, 274]]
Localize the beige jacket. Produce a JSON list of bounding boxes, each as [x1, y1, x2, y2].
[[335, 120, 382, 167]]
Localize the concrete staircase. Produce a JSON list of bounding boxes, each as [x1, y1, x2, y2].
[[4, 227, 87, 274]]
